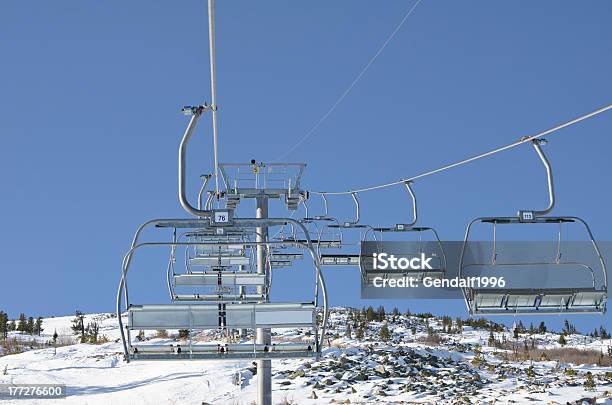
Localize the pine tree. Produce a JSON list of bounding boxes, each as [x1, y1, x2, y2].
[[26, 317, 34, 335], [71, 311, 86, 342], [471, 345, 483, 367], [558, 334, 567, 346], [345, 324, 352, 338], [583, 371, 595, 391], [8, 320, 16, 331], [538, 321, 547, 334], [455, 317, 463, 332], [513, 327, 520, 340], [441, 316, 452, 333], [366, 306, 375, 322], [356, 325, 365, 340], [17, 313, 27, 333], [86, 321, 99, 343], [488, 331, 496, 347], [52, 330, 58, 344], [562, 319, 577, 335], [380, 322, 390, 341], [33, 317, 43, 336], [377, 306, 386, 321], [178, 329, 190, 339], [528, 323, 535, 335], [0, 311, 7, 339], [391, 307, 399, 323]]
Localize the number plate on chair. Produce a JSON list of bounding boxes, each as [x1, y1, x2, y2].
[[211, 209, 234, 226]]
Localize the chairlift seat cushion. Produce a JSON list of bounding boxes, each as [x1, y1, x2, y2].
[[128, 303, 315, 330], [469, 287, 607, 314], [174, 273, 265, 286]]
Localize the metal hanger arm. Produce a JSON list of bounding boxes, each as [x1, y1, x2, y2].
[[404, 181, 418, 227], [178, 105, 213, 218], [519, 139, 555, 218]]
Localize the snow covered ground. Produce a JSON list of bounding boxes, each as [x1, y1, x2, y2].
[[1, 309, 611, 404]]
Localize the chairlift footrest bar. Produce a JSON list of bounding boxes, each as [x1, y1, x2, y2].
[[172, 294, 266, 302], [128, 351, 318, 361], [286, 239, 341, 249], [190, 256, 250, 266], [320, 254, 360, 266]]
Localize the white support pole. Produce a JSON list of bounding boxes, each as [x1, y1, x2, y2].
[[208, 0, 220, 199], [256, 196, 271, 405]]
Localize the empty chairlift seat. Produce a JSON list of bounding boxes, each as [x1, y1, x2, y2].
[[359, 181, 447, 283], [459, 139, 608, 316], [460, 217, 608, 315], [174, 273, 266, 287], [320, 254, 360, 266], [467, 288, 607, 315], [127, 303, 318, 360], [128, 302, 315, 330]]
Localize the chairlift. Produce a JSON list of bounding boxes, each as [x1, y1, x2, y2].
[[459, 139, 608, 315], [117, 218, 327, 361], [318, 235, 360, 266], [360, 181, 447, 282], [318, 193, 369, 265], [277, 205, 343, 251]]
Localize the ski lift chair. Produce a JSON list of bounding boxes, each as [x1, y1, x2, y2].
[[117, 217, 327, 361], [168, 229, 269, 303], [315, 193, 369, 266], [268, 248, 303, 270], [279, 200, 343, 250], [459, 139, 608, 316], [360, 181, 447, 284]]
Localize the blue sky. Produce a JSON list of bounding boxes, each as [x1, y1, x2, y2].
[[1, 1, 610, 332]]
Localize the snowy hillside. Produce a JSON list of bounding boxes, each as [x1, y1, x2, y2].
[[1, 308, 611, 404]]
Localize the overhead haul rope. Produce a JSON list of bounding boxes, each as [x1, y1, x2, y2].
[[274, 0, 424, 162], [311, 104, 612, 195]]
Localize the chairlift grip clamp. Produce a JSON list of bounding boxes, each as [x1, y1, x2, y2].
[[181, 103, 212, 116]]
